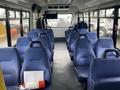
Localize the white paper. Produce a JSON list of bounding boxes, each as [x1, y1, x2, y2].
[[24, 71, 44, 89]]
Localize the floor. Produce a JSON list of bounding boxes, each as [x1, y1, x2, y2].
[[52, 42, 82, 90]]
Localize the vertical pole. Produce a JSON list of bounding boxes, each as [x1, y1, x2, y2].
[[6, 8, 11, 46], [112, 7, 119, 47]]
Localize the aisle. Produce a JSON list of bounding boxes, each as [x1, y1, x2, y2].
[[52, 42, 81, 90]]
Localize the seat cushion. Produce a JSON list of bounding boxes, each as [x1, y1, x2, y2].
[[94, 77, 120, 90], [74, 66, 89, 82], [6, 86, 18, 90]]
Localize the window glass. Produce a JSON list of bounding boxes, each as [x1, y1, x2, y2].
[[0, 8, 6, 19], [0, 21, 7, 47], [26, 12, 29, 18], [23, 19, 29, 36], [10, 20, 20, 46], [106, 9, 114, 17], [84, 12, 86, 18], [90, 12, 93, 17], [79, 13, 83, 17], [117, 19, 120, 48], [47, 14, 72, 27], [90, 18, 97, 33], [16, 11, 20, 18], [80, 17, 83, 21], [22, 12, 26, 18], [9, 11, 15, 18], [99, 18, 113, 37], [94, 11, 97, 17], [99, 10, 105, 17], [84, 18, 89, 26]]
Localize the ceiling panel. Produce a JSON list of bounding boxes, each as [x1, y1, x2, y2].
[[48, 0, 70, 5]]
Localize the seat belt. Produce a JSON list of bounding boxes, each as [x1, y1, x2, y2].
[[0, 66, 6, 90]]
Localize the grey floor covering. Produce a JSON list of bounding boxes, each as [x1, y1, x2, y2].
[[51, 42, 82, 90]]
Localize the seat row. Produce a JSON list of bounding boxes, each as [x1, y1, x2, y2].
[[0, 28, 54, 90], [65, 23, 120, 90]]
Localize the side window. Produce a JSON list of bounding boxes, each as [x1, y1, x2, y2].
[[84, 12, 89, 26], [90, 11, 98, 33], [22, 12, 30, 36], [0, 8, 8, 47], [79, 13, 83, 21], [116, 9, 120, 48], [9, 10, 21, 46], [99, 9, 114, 37]]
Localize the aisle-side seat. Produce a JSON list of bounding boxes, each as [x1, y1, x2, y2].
[[65, 30, 72, 46], [95, 37, 114, 58], [88, 49, 120, 90], [31, 29, 54, 49], [0, 48, 20, 89], [74, 34, 95, 83], [16, 37, 32, 63], [44, 29, 54, 49], [21, 41, 51, 90], [69, 29, 88, 57], [69, 30, 79, 60], [39, 33, 53, 64]]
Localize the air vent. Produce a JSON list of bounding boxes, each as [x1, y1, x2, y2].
[[48, 5, 69, 11]]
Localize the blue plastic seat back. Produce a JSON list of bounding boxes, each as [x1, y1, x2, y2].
[[39, 33, 53, 62], [31, 29, 43, 34], [39, 33, 52, 50], [95, 37, 114, 58], [87, 32, 98, 49], [88, 58, 120, 90], [65, 30, 72, 45], [74, 35, 95, 66], [0, 48, 20, 86], [69, 30, 79, 53], [16, 37, 32, 62], [21, 41, 51, 85], [27, 31, 38, 41], [44, 29, 54, 49]]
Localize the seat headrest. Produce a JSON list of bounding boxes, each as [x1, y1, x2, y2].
[[0, 48, 18, 59], [78, 29, 88, 34], [16, 37, 31, 46], [39, 33, 47, 38], [98, 37, 114, 48], [90, 58, 120, 79], [28, 32, 38, 38], [103, 49, 120, 58]]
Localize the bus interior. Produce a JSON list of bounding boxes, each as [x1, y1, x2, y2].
[[0, 0, 120, 90]]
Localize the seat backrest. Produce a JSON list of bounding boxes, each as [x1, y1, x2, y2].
[[27, 31, 38, 41], [88, 58, 120, 90], [74, 35, 95, 66], [16, 37, 32, 62], [0, 48, 20, 86], [87, 32, 98, 49], [95, 37, 114, 58], [65, 30, 72, 44], [21, 42, 51, 85], [39, 33, 53, 62], [69, 30, 79, 52], [44, 29, 54, 49]]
